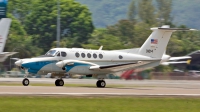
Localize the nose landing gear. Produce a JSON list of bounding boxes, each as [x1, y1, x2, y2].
[[22, 70, 30, 86], [22, 78, 29, 86]]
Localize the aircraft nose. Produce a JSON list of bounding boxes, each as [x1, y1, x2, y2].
[[56, 61, 64, 68], [15, 60, 22, 66]]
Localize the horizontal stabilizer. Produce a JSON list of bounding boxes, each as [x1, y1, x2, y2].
[[161, 61, 191, 66], [169, 56, 191, 61], [157, 28, 197, 31]]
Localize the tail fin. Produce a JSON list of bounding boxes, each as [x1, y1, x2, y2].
[[0, 18, 11, 52], [138, 27, 195, 59]]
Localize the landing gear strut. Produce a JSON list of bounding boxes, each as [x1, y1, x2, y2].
[[22, 70, 29, 86], [96, 80, 106, 88], [55, 79, 64, 86]]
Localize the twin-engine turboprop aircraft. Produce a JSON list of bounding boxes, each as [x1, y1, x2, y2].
[[15, 26, 195, 87]]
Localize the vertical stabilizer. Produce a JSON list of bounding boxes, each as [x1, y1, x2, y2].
[[138, 27, 194, 59], [0, 18, 11, 52]]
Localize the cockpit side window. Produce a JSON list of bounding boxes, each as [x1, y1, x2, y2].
[[45, 50, 57, 56], [61, 52, 67, 57]]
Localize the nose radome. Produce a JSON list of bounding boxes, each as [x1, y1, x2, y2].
[[15, 60, 22, 66], [56, 61, 64, 68]]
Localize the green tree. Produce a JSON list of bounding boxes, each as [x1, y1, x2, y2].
[[7, 0, 33, 24], [82, 29, 126, 50], [5, 14, 43, 58], [156, 0, 172, 24], [127, 0, 136, 21], [107, 20, 135, 48], [24, 0, 94, 52], [138, 0, 155, 25]]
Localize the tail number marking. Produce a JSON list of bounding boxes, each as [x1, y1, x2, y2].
[[146, 49, 153, 53]]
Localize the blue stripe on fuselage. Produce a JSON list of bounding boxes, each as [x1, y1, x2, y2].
[[22, 61, 57, 74]]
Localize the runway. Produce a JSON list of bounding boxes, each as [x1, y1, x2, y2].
[[0, 78, 200, 97]]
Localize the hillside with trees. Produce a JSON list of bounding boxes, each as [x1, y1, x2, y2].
[[76, 0, 200, 29]]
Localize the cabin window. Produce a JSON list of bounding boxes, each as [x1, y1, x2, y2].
[[87, 53, 91, 58], [75, 52, 80, 58], [119, 55, 123, 59], [61, 52, 67, 57], [93, 53, 97, 58], [81, 53, 85, 58], [99, 54, 103, 59]]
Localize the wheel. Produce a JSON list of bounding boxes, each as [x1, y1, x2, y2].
[[22, 78, 29, 86], [96, 80, 100, 87], [55, 79, 59, 86], [58, 79, 64, 86], [55, 79, 64, 86], [99, 80, 106, 88], [96, 80, 106, 88]]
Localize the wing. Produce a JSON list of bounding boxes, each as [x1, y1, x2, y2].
[[56, 60, 148, 72]]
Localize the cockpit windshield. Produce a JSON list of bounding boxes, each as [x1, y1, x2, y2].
[[45, 50, 57, 56]]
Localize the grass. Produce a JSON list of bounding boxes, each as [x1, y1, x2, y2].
[[0, 96, 200, 112]]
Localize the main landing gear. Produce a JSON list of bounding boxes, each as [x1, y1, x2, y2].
[[55, 79, 64, 86], [96, 80, 106, 88]]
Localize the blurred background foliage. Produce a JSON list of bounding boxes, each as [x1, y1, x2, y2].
[[4, 0, 200, 71]]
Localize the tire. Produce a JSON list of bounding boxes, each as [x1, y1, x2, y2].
[[99, 80, 106, 88], [96, 80, 100, 87], [55, 79, 64, 86], [96, 80, 106, 88], [58, 79, 64, 86], [55, 79, 59, 86], [22, 78, 29, 86]]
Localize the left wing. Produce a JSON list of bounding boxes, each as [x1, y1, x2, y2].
[[56, 60, 147, 72]]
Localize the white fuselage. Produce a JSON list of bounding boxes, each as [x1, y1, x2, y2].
[[15, 48, 161, 76]]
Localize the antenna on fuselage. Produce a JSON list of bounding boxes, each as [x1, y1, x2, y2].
[[98, 46, 103, 50]]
